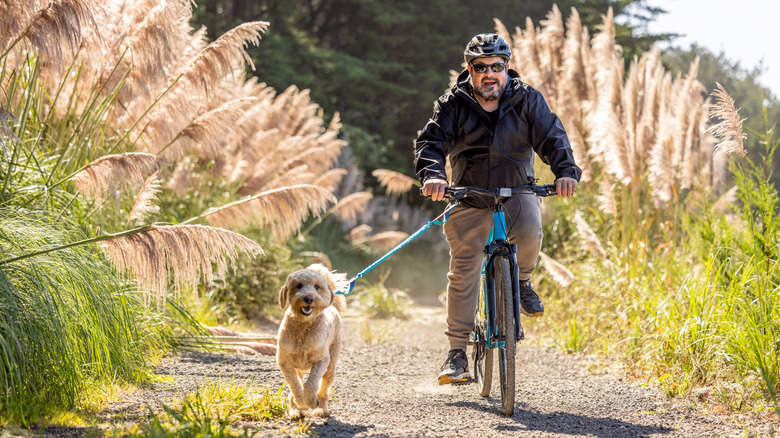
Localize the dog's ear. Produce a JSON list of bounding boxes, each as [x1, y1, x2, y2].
[[308, 263, 346, 295], [279, 281, 290, 309]]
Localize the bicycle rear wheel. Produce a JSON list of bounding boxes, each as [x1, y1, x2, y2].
[[495, 257, 516, 416], [472, 286, 493, 397]]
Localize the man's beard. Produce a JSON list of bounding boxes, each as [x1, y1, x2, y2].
[[471, 76, 506, 102]]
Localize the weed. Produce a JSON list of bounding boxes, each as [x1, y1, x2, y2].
[[360, 317, 398, 344], [562, 318, 589, 353], [353, 276, 411, 319], [107, 382, 295, 437]]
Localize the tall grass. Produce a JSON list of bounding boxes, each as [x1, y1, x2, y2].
[[497, 6, 724, 244], [490, 7, 780, 417], [0, 209, 166, 422], [1, 1, 351, 298], [716, 107, 780, 415], [0, 0, 365, 424], [620, 117, 779, 414]]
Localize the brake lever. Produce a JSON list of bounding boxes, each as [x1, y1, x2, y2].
[[419, 187, 464, 200], [530, 185, 558, 197]]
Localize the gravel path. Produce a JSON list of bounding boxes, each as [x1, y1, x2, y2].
[[84, 303, 777, 437]]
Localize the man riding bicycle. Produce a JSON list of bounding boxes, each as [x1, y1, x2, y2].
[[414, 33, 582, 385]]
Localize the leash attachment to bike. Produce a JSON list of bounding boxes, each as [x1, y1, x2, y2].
[[336, 202, 459, 295]]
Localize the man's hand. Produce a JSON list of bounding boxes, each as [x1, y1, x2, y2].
[[555, 177, 577, 199], [422, 178, 449, 201]]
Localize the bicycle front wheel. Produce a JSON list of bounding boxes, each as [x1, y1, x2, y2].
[[495, 257, 516, 416]]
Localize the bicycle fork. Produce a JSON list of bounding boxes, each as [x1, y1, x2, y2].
[[509, 245, 525, 341], [485, 245, 525, 343]]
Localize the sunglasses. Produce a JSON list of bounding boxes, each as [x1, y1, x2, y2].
[[471, 62, 507, 73]]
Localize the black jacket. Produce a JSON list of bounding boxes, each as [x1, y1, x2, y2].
[[414, 69, 581, 207]]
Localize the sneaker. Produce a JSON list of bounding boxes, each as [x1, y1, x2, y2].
[[438, 349, 469, 385], [519, 280, 544, 317]]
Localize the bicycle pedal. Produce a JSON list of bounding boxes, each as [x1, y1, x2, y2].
[[438, 375, 472, 385]]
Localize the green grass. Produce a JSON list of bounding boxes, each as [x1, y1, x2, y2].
[[537, 115, 780, 418], [107, 382, 305, 437], [352, 279, 411, 319], [0, 49, 208, 425], [559, 318, 589, 354], [0, 209, 167, 423]]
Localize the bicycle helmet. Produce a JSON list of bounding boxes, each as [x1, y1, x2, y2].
[[463, 33, 512, 64]]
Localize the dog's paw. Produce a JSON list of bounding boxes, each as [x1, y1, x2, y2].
[[288, 408, 303, 421], [287, 393, 304, 420], [312, 407, 329, 418]]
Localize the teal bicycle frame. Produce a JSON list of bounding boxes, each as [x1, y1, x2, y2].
[[480, 206, 524, 350]]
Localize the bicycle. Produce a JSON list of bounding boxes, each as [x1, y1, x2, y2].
[[429, 183, 557, 416]]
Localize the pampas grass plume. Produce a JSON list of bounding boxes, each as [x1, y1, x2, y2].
[[72, 152, 162, 205], [167, 96, 258, 159], [100, 224, 264, 308], [365, 231, 409, 252], [707, 83, 747, 157], [314, 168, 348, 193], [207, 184, 337, 241], [334, 191, 373, 228], [539, 251, 574, 286], [712, 185, 738, 215], [178, 21, 269, 95], [128, 174, 161, 224], [4, 0, 97, 70], [348, 224, 372, 244], [372, 169, 417, 196], [574, 212, 607, 260]]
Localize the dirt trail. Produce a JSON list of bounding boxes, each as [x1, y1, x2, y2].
[[82, 302, 776, 437]]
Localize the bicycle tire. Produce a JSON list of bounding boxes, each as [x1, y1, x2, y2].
[[472, 284, 493, 397], [495, 257, 516, 416]]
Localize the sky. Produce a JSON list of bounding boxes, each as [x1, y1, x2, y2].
[[642, 0, 779, 98]]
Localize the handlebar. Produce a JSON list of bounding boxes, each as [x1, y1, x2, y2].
[[421, 184, 558, 200]]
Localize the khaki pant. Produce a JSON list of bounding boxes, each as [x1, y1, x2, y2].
[[442, 193, 542, 351]]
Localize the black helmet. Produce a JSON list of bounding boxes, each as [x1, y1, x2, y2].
[[464, 33, 512, 64]]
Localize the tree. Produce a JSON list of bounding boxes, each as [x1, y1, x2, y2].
[[191, 0, 665, 176]]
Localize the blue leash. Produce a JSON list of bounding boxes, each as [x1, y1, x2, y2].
[[336, 203, 458, 295]]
